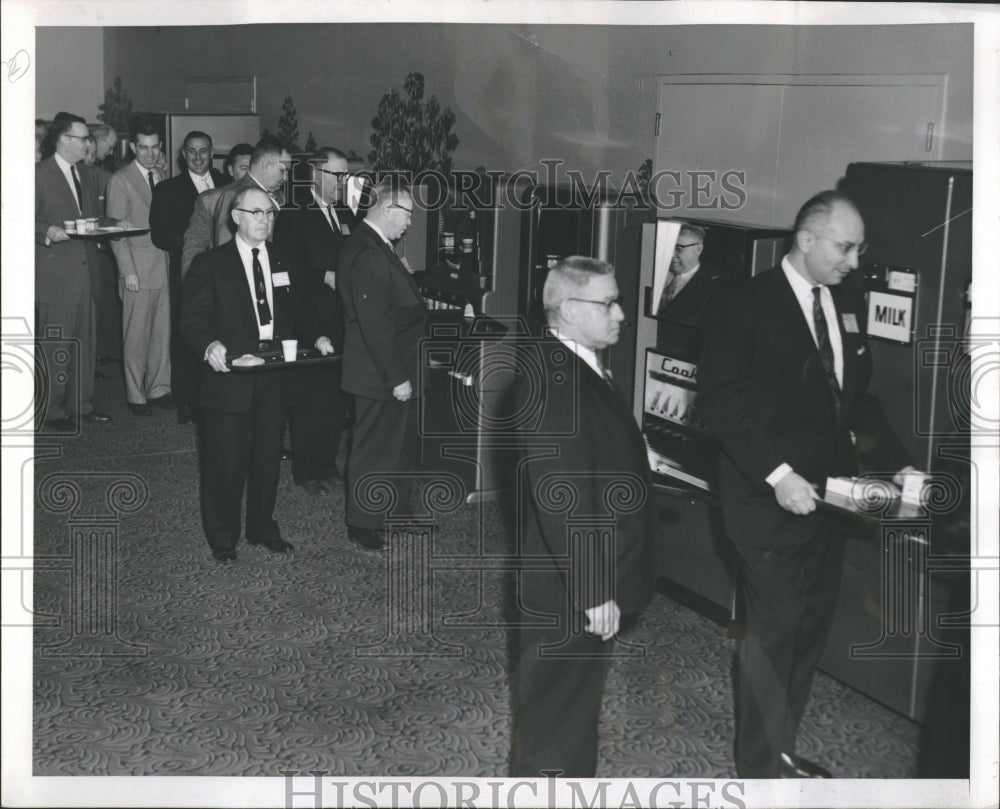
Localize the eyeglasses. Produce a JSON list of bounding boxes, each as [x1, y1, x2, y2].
[[62, 134, 89, 141], [808, 232, 868, 256], [317, 169, 349, 180], [674, 242, 701, 253], [235, 208, 277, 222], [567, 296, 624, 312], [389, 205, 413, 215]]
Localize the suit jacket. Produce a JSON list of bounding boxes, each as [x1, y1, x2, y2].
[[338, 221, 427, 399], [271, 186, 346, 346], [181, 240, 320, 413], [181, 172, 266, 278], [656, 267, 718, 356], [697, 265, 911, 549], [149, 168, 230, 278], [35, 156, 102, 306], [106, 162, 169, 289], [515, 339, 656, 618]]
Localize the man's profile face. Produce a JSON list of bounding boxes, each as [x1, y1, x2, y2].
[[566, 274, 624, 351], [229, 154, 251, 181], [183, 137, 213, 177], [382, 192, 413, 241], [96, 129, 117, 160], [257, 150, 291, 193], [232, 189, 276, 244], [801, 202, 865, 287], [670, 231, 703, 275], [133, 133, 161, 170], [82, 137, 97, 167]]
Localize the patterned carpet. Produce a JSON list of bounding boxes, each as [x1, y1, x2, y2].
[[31, 366, 923, 779]]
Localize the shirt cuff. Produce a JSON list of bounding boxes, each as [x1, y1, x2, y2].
[[766, 463, 793, 488]]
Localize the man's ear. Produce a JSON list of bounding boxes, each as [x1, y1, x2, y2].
[[794, 230, 812, 253]]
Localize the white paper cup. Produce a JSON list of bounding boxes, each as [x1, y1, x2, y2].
[[282, 340, 298, 362], [900, 472, 928, 505], [75, 218, 88, 232], [63, 219, 76, 232]]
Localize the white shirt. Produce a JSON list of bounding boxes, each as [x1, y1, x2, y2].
[[133, 158, 158, 191], [550, 328, 604, 381], [667, 263, 700, 300], [54, 152, 81, 210], [235, 234, 274, 341], [189, 170, 215, 194], [767, 256, 847, 487]]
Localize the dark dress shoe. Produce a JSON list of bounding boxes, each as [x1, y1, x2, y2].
[[347, 526, 385, 551], [248, 537, 294, 553], [128, 403, 152, 416], [148, 393, 175, 410], [212, 550, 237, 563], [280, 446, 293, 461], [43, 418, 76, 433], [176, 404, 191, 425], [83, 410, 112, 423], [779, 753, 832, 778], [298, 479, 331, 496]]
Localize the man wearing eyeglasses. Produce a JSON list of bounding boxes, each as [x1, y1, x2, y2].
[[338, 177, 426, 551], [107, 123, 173, 416], [655, 223, 718, 353], [181, 188, 333, 563], [510, 256, 655, 778], [698, 190, 920, 779], [34, 113, 111, 430], [272, 147, 353, 496], [181, 137, 291, 277]]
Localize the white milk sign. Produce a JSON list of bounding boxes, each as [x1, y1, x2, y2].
[[867, 290, 914, 343]]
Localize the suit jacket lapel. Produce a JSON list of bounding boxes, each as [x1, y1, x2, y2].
[[46, 158, 81, 216], [224, 240, 260, 338]]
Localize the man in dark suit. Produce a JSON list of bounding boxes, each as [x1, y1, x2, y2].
[[338, 177, 426, 550], [510, 256, 656, 778], [150, 130, 231, 424], [698, 190, 920, 778], [272, 147, 352, 495], [34, 113, 112, 430], [181, 187, 333, 563], [225, 143, 254, 182], [181, 137, 290, 277], [655, 223, 717, 353]]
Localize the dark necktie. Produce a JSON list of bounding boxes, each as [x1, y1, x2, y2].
[[147, 171, 156, 193], [327, 205, 340, 232], [70, 165, 83, 213], [251, 248, 272, 326], [812, 286, 842, 415], [657, 273, 678, 316]]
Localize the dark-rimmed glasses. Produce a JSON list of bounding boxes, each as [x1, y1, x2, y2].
[[235, 208, 277, 222]]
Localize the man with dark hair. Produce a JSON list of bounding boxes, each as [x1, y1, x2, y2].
[[181, 137, 290, 276], [181, 187, 333, 562], [338, 177, 425, 550], [272, 147, 352, 493], [34, 113, 111, 429], [510, 256, 655, 777], [698, 189, 921, 779], [150, 130, 231, 424], [107, 124, 172, 416], [225, 143, 254, 181]]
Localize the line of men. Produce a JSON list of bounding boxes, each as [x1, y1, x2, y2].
[[35, 114, 253, 430]]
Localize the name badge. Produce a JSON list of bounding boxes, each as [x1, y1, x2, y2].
[[272, 271, 291, 287], [842, 313, 859, 333], [340, 224, 351, 236]]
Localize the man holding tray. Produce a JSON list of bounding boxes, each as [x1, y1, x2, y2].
[[181, 187, 334, 563]]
